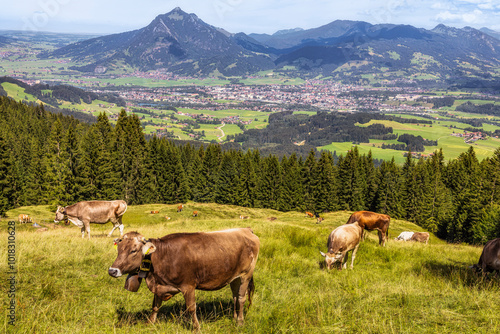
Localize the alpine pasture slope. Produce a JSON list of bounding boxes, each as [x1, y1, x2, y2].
[[1, 203, 499, 333]]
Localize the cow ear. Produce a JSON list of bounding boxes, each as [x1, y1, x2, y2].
[[142, 242, 156, 255], [320, 251, 326, 257]]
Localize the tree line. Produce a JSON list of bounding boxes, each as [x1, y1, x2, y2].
[[1, 96, 499, 244]]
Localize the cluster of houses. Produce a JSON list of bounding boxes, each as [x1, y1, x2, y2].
[[451, 131, 488, 144]]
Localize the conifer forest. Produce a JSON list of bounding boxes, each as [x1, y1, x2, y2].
[[1, 96, 500, 245]]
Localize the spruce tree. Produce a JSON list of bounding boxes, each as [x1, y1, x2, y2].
[[315, 151, 336, 213], [256, 155, 281, 209], [373, 157, 404, 218], [215, 151, 239, 205], [0, 132, 12, 216]]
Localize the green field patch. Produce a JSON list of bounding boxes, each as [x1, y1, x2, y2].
[[1, 82, 39, 103]]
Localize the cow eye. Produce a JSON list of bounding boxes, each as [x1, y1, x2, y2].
[[130, 249, 138, 254]]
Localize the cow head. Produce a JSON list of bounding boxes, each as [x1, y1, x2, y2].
[[320, 251, 344, 270], [108, 232, 156, 278], [54, 206, 66, 223]]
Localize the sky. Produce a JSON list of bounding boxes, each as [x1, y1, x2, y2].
[[1, 0, 499, 35]]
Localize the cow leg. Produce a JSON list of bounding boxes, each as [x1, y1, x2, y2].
[[118, 224, 124, 236], [378, 229, 386, 246], [182, 287, 199, 331], [350, 244, 360, 269], [230, 277, 242, 321], [231, 277, 250, 324], [84, 222, 91, 239], [108, 222, 120, 237], [341, 253, 348, 270], [148, 294, 163, 324], [80, 226, 85, 238]]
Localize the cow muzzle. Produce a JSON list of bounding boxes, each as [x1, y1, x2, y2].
[[108, 267, 122, 278]]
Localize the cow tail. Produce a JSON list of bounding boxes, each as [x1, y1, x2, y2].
[[247, 276, 255, 307]]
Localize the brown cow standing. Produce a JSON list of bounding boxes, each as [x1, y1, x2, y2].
[[305, 211, 314, 218], [108, 228, 260, 330], [54, 200, 127, 239], [192, 211, 198, 217], [320, 221, 364, 270], [177, 204, 184, 212], [346, 211, 390, 246], [410, 232, 430, 244], [473, 238, 500, 276]]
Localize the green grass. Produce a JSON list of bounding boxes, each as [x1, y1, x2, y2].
[[1, 83, 39, 103], [319, 118, 500, 163], [1, 204, 498, 333]]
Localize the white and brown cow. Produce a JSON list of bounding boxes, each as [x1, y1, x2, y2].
[[108, 228, 260, 331], [54, 200, 127, 239], [320, 221, 364, 270]]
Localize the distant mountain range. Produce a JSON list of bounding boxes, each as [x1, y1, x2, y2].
[[35, 7, 500, 84]]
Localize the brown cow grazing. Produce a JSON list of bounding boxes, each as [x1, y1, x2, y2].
[[108, 228, 260, 330], [192, 211, 198, 217], [316, 217, 324, 224], [410, 232, 430, 244], [346, 211, 390, 246], [177, 204, 184, 212], [240, 215, 249, 219], [473, 238, 500, 276], [151, 210, 159, 214], [165, 216, 171, 220], [54, 200, 127, 239], [18, 214, 32, 224], [320, 222, 364, 270], [305, 211, 314, 218]]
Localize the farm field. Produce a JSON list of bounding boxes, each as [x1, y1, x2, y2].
[[1, 203, 499, 333], [321, 117, 500, 164]]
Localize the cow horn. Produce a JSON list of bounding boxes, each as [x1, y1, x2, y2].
[[320, 251, 326, 257]]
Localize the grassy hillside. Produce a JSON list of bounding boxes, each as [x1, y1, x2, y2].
[[1, 203, 498, 333]]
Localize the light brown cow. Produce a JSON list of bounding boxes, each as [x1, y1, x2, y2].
[[54, 200, 127, 239], [177, 204, 184, 212], [473, 238, 500, 276], [320, 221, 364, 270], [240, 215, 249, 219], [410, 232, 430, 244], [108, 228, 260, 330], [346, 211, 390, 246], [305, 211, 314, 218], [192, 211, 198, 217], [18, 214, 32, 224]]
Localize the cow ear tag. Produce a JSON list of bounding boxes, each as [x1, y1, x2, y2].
[[113, 242, 117, 250]]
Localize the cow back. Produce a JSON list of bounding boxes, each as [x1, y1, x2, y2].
[[410, 232, 429, 243], [66, 200, 127, 223], [150, 228, 260, 291], [327, 223, 363, 253], [346, 211, 390, 230]]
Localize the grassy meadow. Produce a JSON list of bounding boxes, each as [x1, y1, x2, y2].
[[1, 203, 499, 333]]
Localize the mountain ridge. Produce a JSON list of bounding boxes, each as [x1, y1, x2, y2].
[[36, 7, 500, 84]]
